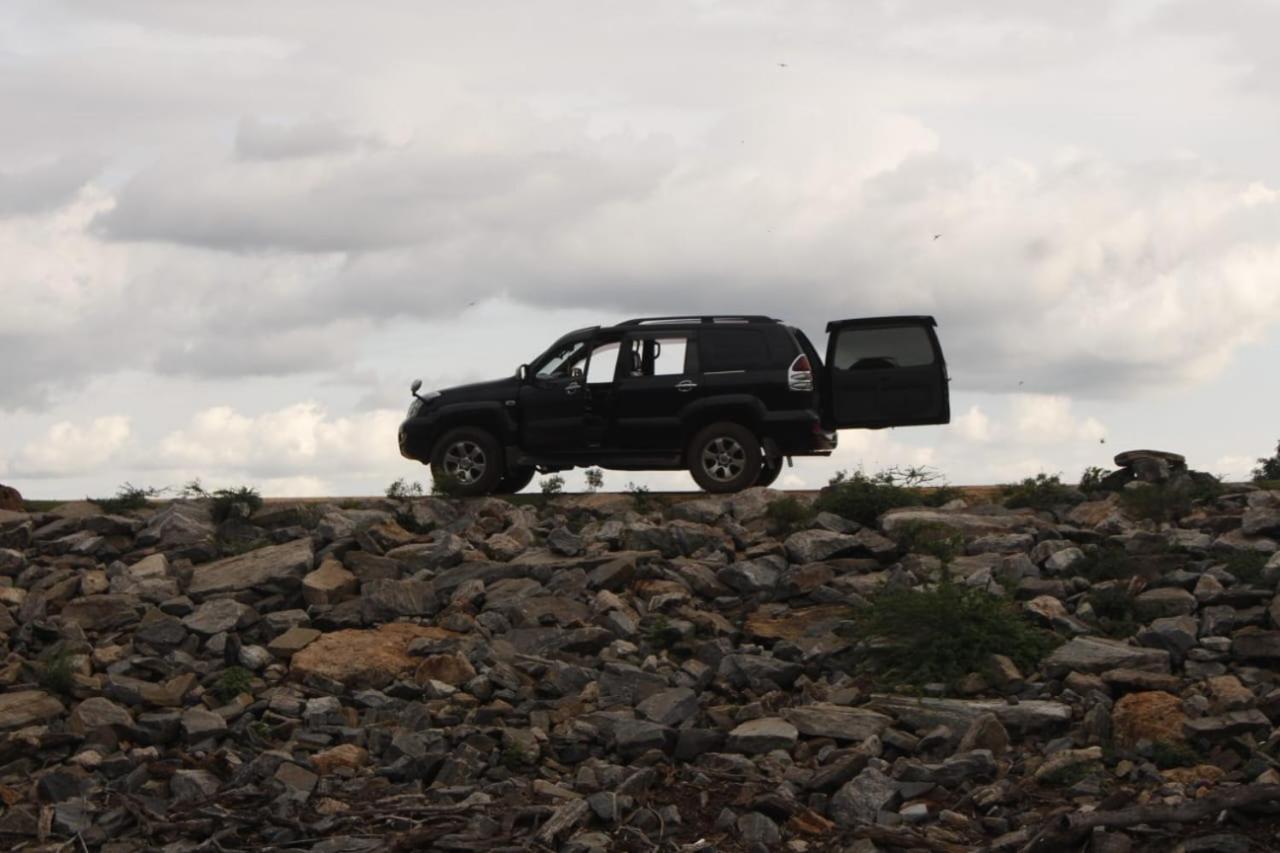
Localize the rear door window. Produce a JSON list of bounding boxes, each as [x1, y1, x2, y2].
[[699, 328, 771, 372], [623, 335, 691, 377], [831, 326, 936, 370]]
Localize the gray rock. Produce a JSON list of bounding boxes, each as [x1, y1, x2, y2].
[[188, 537, 314, 599], [171, 769, 221, 803], [1044, 636, 1171, 676], [830, 766, 899, 826], [1133, 587, 1197, 619], [183, 598, 257, 636], [1136, 615, 1199, 658], [736, 811, 781, 846], [636, 688, 699, 727], [181, 706, 227, 742], [784, 529, 864, 563], [1242, 507, 1280, 538], [726, 717, 798, 754], [1184, 709, 1271, 740], [782, 704, 892, 742], [869, 695, 1072, 732], [613, 719, 673, 755], [361, 578, 439, 620], [0, 690, 66, 730], [59, 594, 141, 631], [1230, 627, 1280, 660], [68, 697, 133, 734], [717, 558, 780, 593]]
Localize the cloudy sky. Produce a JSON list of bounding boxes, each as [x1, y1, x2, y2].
[[3, 0, 1279, 498]]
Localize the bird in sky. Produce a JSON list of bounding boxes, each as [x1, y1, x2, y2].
[[933, 234, 942, 240], [777, 62, 788, 68]]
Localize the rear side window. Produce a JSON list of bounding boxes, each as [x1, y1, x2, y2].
[[833, 326, 935, 370], [699, 328, 772, 372], [622, 335, 690, 377]]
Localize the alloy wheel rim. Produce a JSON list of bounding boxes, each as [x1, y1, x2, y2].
[[701, 436, 746, 482], [443, 441, 487, 484]]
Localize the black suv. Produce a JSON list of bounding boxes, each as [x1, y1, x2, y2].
[[398, 315, 950, 495]]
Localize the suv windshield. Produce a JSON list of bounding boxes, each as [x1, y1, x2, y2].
[[533, 340, 590, 378]]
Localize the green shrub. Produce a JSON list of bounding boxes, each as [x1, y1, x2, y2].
[[212, 666, 254, 703], [850, 578, 1058, 687], [182, 481, 265, 523], [1149, 740, 1201, 769], [1223, 551, 1270, 586], [1074, 545, 1139, 583], [385, 477, 424, 499], [893, 521, 964, 564], [1118, 476, 1222, 523], [642, 615, 681, 649], [626, 482, 653, 512], [1254, 441, 1280, 483], [766, 496, 813, 536], [90, 482, 162, 513], [584, 468, 604, 493], [539, 475, 565, 497], [1079, 466, 1109, 494], [1085, 585, 1139, 638], [431, 471, 464, 497], [814, 467, 956, 527], [1002, 473, 1079, 510], [36, 647, 77, 695]]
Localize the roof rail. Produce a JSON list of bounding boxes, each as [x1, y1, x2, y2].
[[618, 315, 778, 326]]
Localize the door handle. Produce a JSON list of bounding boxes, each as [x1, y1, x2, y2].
[[565, 382, 581, 395], [675, 380, 698, 393]]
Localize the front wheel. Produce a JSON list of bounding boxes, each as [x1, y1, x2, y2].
[[687, 422, 762, 494], [430, 428, 504, 496]]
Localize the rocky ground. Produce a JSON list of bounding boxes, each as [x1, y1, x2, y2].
[[2, 469, 1280, 852]]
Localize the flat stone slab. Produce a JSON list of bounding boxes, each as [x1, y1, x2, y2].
[[869, 695, 1072, 732], [782, 704, 893, 741], [1044, 636, 1171, 676], [0, 690, 66, 730], [188, 538, 314, 599], [291, 623, 458, 688]]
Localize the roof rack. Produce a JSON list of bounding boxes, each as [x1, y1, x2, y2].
[[617, 315, 778, 326]]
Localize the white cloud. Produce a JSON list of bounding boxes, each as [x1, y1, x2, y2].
[[953, 405, 992, 442], [1010, 395, 1107, 445], [11, 415, 131, 478], [158, 403, 402, 478]]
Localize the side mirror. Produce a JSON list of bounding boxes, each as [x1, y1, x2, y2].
[[517, 364, 528, 381], [410, 378, 422, 393], [570, 367, 584, 380]]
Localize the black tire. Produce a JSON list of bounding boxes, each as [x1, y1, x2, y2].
[[687, 422, 762, 494], [755, 457, 783, 488], [495, 466, 536, 495], [430, 427, 504, 497]]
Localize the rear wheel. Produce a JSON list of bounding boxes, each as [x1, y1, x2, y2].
[[688, 422, 762, 494], [430, 428, 504, 496], [494, 466, 536, 495]]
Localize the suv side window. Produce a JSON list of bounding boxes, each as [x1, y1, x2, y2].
[[832, 326, 935, 370], [623, 335, 690, 377], [585, 340, 621, 383], [699, 328, 772, 372]]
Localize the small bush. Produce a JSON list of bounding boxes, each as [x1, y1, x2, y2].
[[814, 467, 956, 527], [90, 482, 162, 513], [642, 615, 681, 649], [431, 471, 464, 497], [626, 482, 653, 512], [385, 477, 424, 499], [36, 647, 77, 695], [1223, 551, 1270, 586], [1085, 585, 1139, 638], [1118, 476, 1222, 523], [1149, 740, 1201, 770], [1002, 473, 1079, 510], [1254, 441, 1280, 483], [210, 486, 264, 524], [539, 475, 565, 497], [766, 496, 813, 536], [893, 521, 964, 564], [584, 468, 604, 493], [212, 666, 254, 703], [850, 578, 1058, 687], [1079, 466, 1109, 494], [1074, 545, 1138, 583]]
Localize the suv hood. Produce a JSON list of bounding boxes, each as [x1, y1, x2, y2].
[[437, 376, 521, 402]]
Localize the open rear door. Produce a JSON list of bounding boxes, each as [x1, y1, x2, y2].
[[824, 316, 950, 429]]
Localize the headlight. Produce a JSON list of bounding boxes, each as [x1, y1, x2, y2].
[[407, 398, 424, 418]]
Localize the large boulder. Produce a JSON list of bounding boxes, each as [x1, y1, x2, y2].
[[0, 483, 22, 512], [187, 538, 314, 599]]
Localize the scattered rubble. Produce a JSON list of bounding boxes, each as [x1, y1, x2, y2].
[[1, 471, 1280, 851]]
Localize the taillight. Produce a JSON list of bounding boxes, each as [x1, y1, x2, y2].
[[788, 354, 813, 391]]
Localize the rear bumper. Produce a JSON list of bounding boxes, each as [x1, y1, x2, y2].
[[762, 410, 837, 455]]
